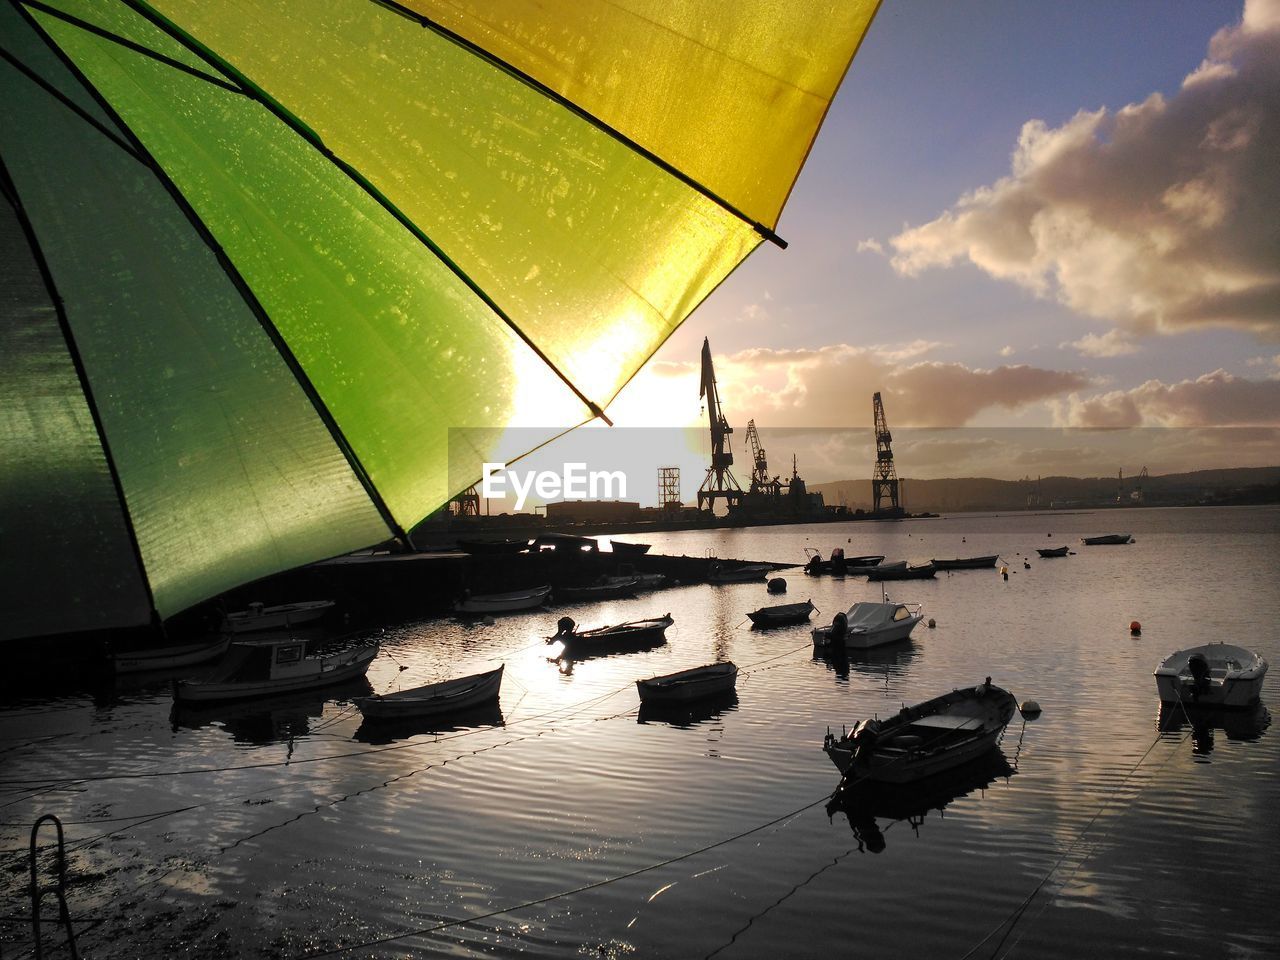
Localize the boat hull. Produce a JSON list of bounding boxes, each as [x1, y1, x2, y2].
[[113, 635, 231, 674], [931, 556, 999, 570], [174, 644, 378, 703], [812, 617, 920, 650], [1154, 643, 1267, 708], [1036, 547, 1070, 558], [708, 564, 772, 583], [636, 663, 738, 704], [866, 564, 935, 581], [455, 586, 551, 613], [824, 684, 1017, 783], [357, 665, 503, 720], [224, 600, 334, 634], [748, 601, 815, 627], [1081, 534, 1132, 545]]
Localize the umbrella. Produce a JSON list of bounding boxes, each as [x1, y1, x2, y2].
[[0, 0, 880, 641]]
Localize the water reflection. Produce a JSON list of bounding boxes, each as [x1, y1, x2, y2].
[[353, 701, 506, 744], [826, 748, 1015, 853], [811, 641, 920, 684], [636, 691, 739, 728], [170, 676, 371, 743], [1156, 700, 1271, 755]]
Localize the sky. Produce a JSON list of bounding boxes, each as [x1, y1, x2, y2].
[[581, 0, 1280, 492]]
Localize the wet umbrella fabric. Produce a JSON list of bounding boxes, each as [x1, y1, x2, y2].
[[0, 0, 878, 639]]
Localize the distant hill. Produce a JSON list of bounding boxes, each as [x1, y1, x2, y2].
[[812, 466, 1280, 513]]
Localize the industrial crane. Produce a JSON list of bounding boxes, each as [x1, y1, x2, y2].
[[697, 338, 742, 512], [871, 392, 901, 515]]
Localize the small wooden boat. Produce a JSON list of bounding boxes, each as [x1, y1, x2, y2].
[[812, 600, 922, 650], [866, 562, 935, 581], [174, 638, 379, 703], [1081, 534, 1132, 545], [1154, 643, 1267, 708], [636, 662, 738, 704], [747, 600, 815, 628], [223, 599, 335, 634], [454, 584, 551, 614], [804, 549, 884, 575], [823, 680, 1017, 782], [456, 538, 531, 555], [708, 562, 772, 583], [355, 665, 504, 720], [1036, 545, 1070, 558], [610, 540, 651, 557], [550, 614, 673, 655], [557, 577, 639, 602], [112, 635, 231, 674], [931, 555, 998, 570]]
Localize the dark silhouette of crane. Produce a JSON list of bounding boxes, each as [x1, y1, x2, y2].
[[744, 419, 781, 496], [871, 392, 901, 515], [697, 338, 742, 512]]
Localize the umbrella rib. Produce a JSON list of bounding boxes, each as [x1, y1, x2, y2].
[[117, 0, 615, 427], [16, 3, 416, 554], [368, 0, 789, 250], [0, 153, 162, 626], [1, 46, 143, 162], [20, 0, 243, 95]]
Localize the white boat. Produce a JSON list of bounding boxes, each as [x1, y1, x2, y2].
[[454, 584, 551, 614], [708, 562, 772, 583], [812, 600, 923, 650], [355, 665, 503, 720], [174, 637, 378, 703], [111, 635, 231, 674], [823, 680, 1018, 782], [1154, 643, 1268, 707], [223, 599, 335, 633], [636, 662, 738, 704]]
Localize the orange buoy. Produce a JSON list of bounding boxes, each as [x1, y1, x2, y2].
[[1130, 620, 1141, 635]]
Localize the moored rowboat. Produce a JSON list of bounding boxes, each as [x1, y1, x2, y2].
[[223, 599, 335, 634], [1036, 546, 1070, 558], [636, 662, 738, 703], [1081, 534, 1132, 545], [747, 600, 815, 627], [112, 635, 231, 674], [454, 585, 551, 614], [931, 555, 998, 570], [823, 680, 1017, 783], [356, 665, 504, 720]]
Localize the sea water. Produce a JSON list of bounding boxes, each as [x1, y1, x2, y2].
[[2, 505, 1277, 958]]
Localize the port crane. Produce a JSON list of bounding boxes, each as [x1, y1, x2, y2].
[[697, 338, 742, 512], [871, 392, 901, 515], [744, 419, 781, 496]]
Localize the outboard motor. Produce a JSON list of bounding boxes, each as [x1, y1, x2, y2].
[[1187, 653, 1210, 697], [556, 616, 576, 638], [830, 611, 848, 647]]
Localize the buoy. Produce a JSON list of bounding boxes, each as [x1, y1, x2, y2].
[[1023, 561, 1030, 569], [1130, 620, 1141, 635], [1020, 700, 1042, 719], [1002, 569, 1009, 581], [927, 618, 936, 629]]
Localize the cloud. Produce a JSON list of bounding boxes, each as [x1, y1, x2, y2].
[[1053, 368, 1280, 426], [888, 0, 1280, 339], [856, 238, 885, 255], [999, 345, 1016, 357], [1061, 329, 1140, 357], [652, 343, 1090, 428]]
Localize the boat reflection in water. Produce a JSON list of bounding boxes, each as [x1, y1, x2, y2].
[[826, 747, 1015, 854], [637, 691, 739, 728], [170, 676, 371, 744], [1156, 700, 1271, 756], [811, 641, 920, 684], [353, 701, 505, 745]]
